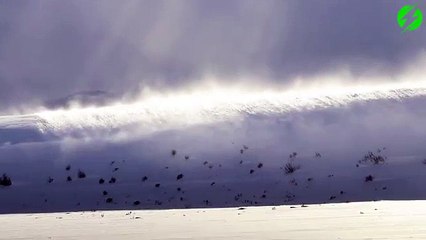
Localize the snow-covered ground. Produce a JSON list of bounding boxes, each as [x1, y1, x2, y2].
[[0, 201, 425, 240]]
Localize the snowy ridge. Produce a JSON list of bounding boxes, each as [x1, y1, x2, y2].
[[27, 87, 426, 137]]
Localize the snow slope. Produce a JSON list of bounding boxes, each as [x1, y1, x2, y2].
[[1, 85, 426, 213], [0, 201, 425, 240]]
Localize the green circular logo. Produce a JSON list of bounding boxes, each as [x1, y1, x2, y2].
[[398, 5, 423, 32]]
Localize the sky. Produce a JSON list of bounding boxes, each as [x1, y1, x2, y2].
[[0, 0, 426, 112]]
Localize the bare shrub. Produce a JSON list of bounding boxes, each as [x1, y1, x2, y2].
[[289, 152, 297, 160], [365, 175, 374, 182], [78, 170, 86, 179], [284, 163, 300, 174], [360, 151, 386, 165], [0, 174, 12, 186]]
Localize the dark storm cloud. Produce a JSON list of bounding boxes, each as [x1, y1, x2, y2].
[[0, 0, 425, 111]]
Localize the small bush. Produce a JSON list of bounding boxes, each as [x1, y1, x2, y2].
[[365, 175, 374, 182], [0, 174, 12, 186], [360, 151, 386, 165], [78, 170, 86, 179], [176, 174, 184, 180], [284, 163, 300, 174]]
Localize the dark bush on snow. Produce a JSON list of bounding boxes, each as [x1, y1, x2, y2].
[[365, 175, 374, 182], [284, 163, 300, 174], [109, 177, 116, 184], [78, 170, 86, 179], [0, 174, 12, 186], [360, 151, 386, 165]]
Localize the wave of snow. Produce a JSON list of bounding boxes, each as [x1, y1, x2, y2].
[[27, 84, 426, 137]]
